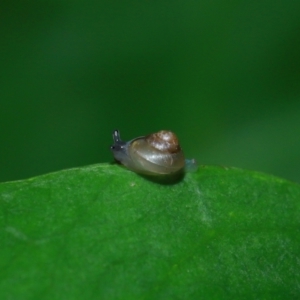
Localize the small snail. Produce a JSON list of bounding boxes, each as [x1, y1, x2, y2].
[[110, 130, 186, 175]]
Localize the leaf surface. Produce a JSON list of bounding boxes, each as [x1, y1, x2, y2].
[[0, 164, 299, 299]]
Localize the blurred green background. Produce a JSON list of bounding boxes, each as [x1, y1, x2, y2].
[[1, 0, 300, 183]]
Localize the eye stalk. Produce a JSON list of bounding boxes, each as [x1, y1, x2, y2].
[[110, 130, 126, 151], [110, 130, 129, 165], [112, 130, 121, 144]]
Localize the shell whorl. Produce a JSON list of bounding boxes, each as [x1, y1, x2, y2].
[[145, 130, 181, 153]]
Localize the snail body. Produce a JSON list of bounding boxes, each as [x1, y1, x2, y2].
[[110, 130, 185, 175]]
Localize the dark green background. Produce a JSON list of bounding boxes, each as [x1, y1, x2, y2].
[[1, 0, 300, 182]]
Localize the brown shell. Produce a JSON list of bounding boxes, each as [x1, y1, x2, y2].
[[145, 130, 181, 153]]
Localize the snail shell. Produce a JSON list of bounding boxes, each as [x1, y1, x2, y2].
[[110, 130, 185, 175]]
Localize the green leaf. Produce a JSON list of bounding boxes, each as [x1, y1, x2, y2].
[[0, 164, 299, 299]]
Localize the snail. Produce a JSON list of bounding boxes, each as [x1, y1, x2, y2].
[[110, 130, 188, 176]]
